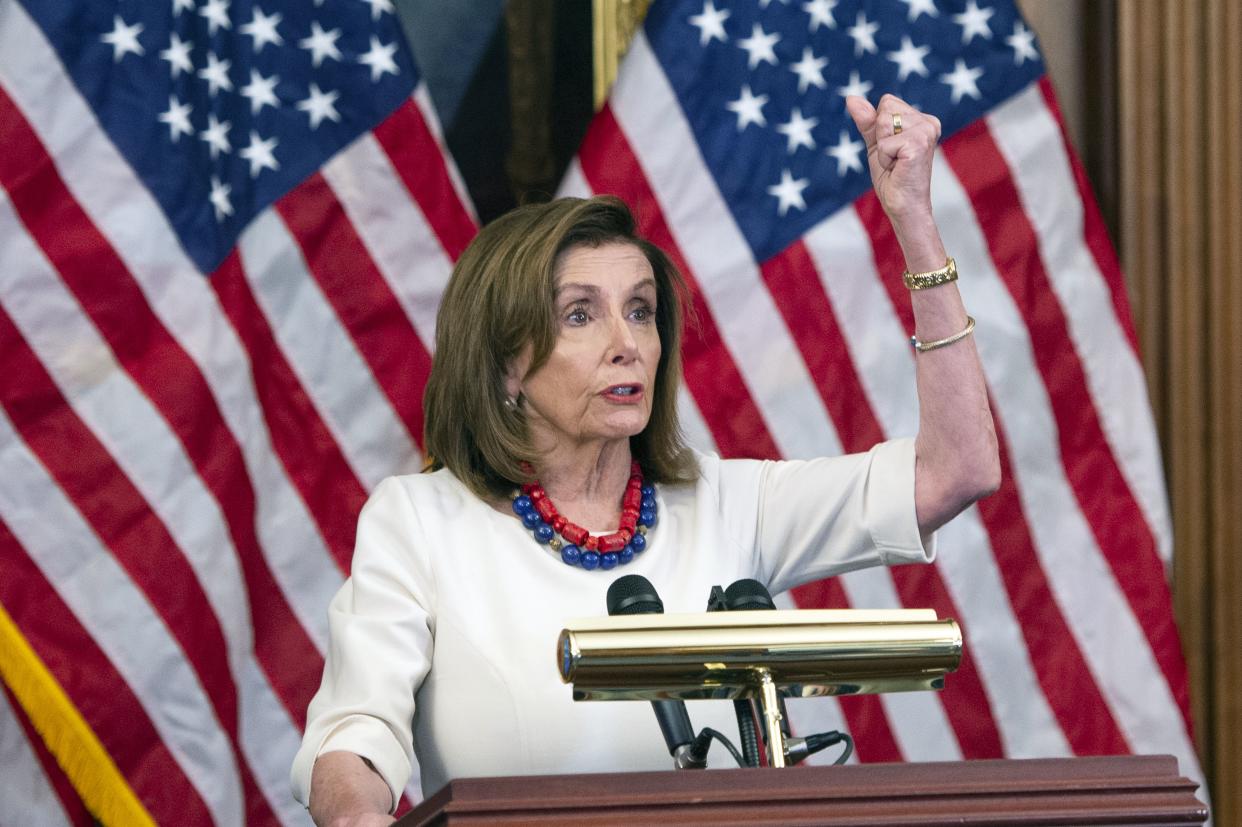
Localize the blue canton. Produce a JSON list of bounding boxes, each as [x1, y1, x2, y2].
[[21, 0, 419, 273], [645, 0, 1045, 262]]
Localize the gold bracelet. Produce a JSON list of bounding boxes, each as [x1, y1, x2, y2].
[[903, 257, 958, 290], [910, 316, 975, 353]]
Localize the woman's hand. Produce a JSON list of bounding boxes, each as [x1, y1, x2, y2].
[[844, 93, 941, 226]]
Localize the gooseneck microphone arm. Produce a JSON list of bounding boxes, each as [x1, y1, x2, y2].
[[605, 575, 706, 770], [721, 578, 793, 743]]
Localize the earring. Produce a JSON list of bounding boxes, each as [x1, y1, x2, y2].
[[504, 396, 517, 410]]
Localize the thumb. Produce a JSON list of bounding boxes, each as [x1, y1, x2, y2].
[[844, 95, 877, 146]]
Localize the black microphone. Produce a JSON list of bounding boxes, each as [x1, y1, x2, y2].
[[721, 578, 778, 611], [606, 575, 705, 769]]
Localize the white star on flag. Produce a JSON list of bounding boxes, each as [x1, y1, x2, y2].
[[297, 83, 341, 129], [240, 8, 284, 52], [941, 58, 984, 103], [954, 0, 995, 44], [157, 95, 193, 142], [826, 129, 864, 175], [738, 23, 780, 70], [199, 0, 232, 36], [846, 11, 879, 57], [358, 36, 400, 82], [725, 84, 768, 130], [766, 169, 809, 215], [101, 16, 144, 62], [789, 46, 828, 93], [300, 22, 343, 68], [199, 112, 232, 159], [172, 0, 196, 15], [1006, 21, 1039, 65], [689, 1, 730, 46], [899, 0, 939, 22], [241, 70, 280, 114], [240, 131, 280, 177], [802, 0, 838, 32], [159, 32, 193, 77], [888, 35, 931, 82], [198, 53, 233, 97], [776, 107, 819, 153], [360, 0, 395, 21], [837, 69, 873, 101], [208, 175, 233, 221]]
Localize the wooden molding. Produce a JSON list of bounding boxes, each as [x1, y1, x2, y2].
[[400, 756, 1207, 826]]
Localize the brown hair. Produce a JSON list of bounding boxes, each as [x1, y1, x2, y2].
[[423, 195, 698, 499]]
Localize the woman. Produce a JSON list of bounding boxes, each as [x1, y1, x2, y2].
[[292, 94, 999, 826]]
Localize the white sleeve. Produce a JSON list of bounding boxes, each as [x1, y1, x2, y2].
[[737, 438, 935, 595], [290, 476, 436, 812]]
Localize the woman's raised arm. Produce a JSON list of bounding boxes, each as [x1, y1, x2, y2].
[[846, 94, 1001, 534]]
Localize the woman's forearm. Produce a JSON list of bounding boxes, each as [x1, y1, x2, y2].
[[898, 220, 1000, 533], [308, 751, 394, 827]]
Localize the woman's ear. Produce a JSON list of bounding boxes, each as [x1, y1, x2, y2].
[[504, 348, 529, 403]]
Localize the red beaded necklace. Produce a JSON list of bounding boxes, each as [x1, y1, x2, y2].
[[522, 460, 644, 553]]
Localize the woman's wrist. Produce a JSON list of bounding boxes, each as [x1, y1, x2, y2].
[[889, 210, 946, 274]]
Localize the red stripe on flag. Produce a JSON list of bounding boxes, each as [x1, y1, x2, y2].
[[275, 173, 430, 449], [0, 87, 322, 728], [854, 190, 1133, 755], [759, 241, 884, 450], [837, 203, 1010, 757], [766, 242, 1005, 758], [372, 97, 478, 261], [854, 194, 916, 333], [211, 251, 367, 570], [1036, 78, 1141, 357], [3, 681, 94, 827], [978, 417, 1132, 754], [0, 306, 281, 826], [790, 576, 902, 762], [0, 518, 214, 827], [941, 121, 1191, 730], [577, 105, 781, 461]]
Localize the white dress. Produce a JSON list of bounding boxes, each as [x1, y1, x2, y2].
[[290, 439, 934, 809]]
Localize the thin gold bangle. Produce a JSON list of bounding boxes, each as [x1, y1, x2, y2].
[[910, 316, 975, 353]]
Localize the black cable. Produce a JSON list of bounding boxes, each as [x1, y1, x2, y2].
[[832, 731, 854, 765], [690, 727, 748, 768]]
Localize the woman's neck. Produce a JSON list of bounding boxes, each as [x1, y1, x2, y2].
[[532, 438, 632, 532]]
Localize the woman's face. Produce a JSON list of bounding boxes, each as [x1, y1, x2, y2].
[[507, 242, 662, 455]]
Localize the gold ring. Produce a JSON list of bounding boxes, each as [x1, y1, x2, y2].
[[893, 113, 903, 134]]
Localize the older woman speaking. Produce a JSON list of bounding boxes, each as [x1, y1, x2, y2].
[[291, 93, 999, 826]]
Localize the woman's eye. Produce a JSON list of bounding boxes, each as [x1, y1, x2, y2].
[[566, 307, 589, 325], [631, 304, 655, 322]]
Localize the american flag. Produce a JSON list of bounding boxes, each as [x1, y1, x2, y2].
[[0, 0, 472, 824], [560, 0, 1206, 798]]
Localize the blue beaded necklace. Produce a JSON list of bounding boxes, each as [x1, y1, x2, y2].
[[511, 465, 658, 570]]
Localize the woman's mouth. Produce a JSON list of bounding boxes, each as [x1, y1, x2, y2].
[[601, 384, 644, 402]]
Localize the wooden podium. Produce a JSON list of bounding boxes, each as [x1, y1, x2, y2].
[[398, 754, 1207, 826]]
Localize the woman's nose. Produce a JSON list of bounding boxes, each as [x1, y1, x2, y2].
[[608, 313, 639, 364]]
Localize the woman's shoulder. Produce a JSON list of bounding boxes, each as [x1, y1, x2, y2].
[[682, 448, 767, 490], [368, 466, 488, 521]]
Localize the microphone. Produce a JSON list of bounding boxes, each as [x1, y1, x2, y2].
[[606, 575, 705, 769], [722, 578, 778, 612]]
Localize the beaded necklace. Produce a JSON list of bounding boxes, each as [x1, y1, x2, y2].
[[511, 460, 658, 570]]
